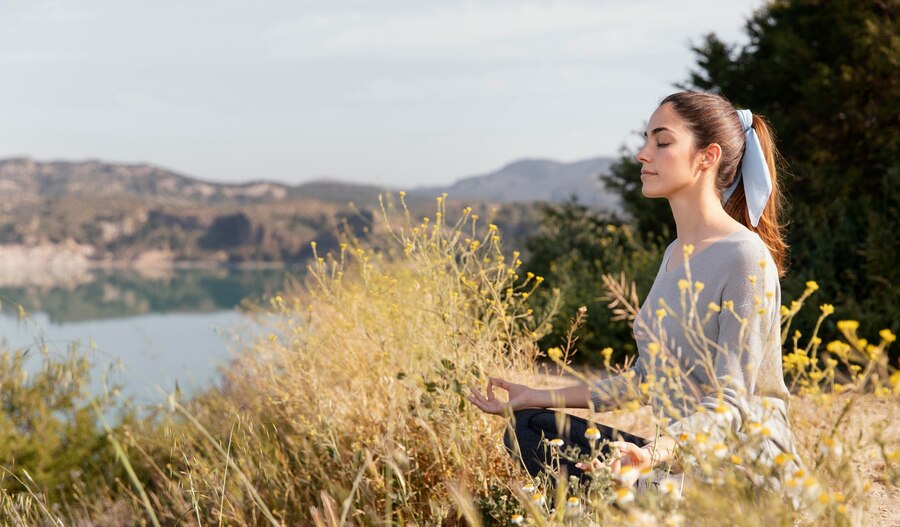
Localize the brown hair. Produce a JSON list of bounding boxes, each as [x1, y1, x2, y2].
[[660, 91, 788, 277]]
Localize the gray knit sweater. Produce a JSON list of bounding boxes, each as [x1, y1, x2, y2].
[[590, 228, 801, 471]]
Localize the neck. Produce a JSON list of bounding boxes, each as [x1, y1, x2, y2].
[[667, 181, 738, 243]]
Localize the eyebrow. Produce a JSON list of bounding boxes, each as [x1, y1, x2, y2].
[[643, 126, 674, 138]]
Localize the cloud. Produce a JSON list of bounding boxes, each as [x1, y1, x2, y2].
[[351, 63, 641, 103], [22, 1, 96, 26], [114, 92, 179, 113], [0, 49, 84, 65], [262, 0, 750, 62]]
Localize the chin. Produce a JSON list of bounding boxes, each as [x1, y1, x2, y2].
[[641, 185, 663, 199]]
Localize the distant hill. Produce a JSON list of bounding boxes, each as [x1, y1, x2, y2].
[[410, 157, 621, 212], [0, 157, 289, 206], [0, 157, 551, 268]]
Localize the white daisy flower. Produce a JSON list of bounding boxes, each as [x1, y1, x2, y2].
[[585, 427, 602, 441], [614, 487, 634, 505], [658, 477, 683, 501], [818, 437, 843, 457]]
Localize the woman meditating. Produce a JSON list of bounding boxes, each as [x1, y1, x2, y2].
[[467, 91, 801, 488]]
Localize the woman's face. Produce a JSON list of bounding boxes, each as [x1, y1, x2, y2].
[[635, 103, 703, 199]]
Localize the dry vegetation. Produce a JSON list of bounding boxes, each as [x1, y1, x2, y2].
[[0, 195, 896, 526]]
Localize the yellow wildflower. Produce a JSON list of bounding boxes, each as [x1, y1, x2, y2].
[[880, 329, 896, 343], [836, 320, 859, 332], [678, 279, 690, 291], [656, 308, 667, 320], [805, 280, 819, 291], [708, 302, 721, 313], [547, 347, 563, 361], [774, 453, 792, 466], [889, 371, 900, 393], [820, 304, 834, 315]]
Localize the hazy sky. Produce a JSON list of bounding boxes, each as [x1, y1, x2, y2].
[[0, 0, 762, 187]]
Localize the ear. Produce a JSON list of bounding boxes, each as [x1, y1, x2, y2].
[[698, 143, 722, 168]]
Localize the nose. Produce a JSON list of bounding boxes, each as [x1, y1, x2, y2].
[[635, 143, 650, 164]]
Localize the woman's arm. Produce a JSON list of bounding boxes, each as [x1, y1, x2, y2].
[[467, 378, 595, 414], [469, 363, 647, 415]]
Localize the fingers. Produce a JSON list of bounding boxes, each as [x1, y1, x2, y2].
[[466, 377, 514, 415], [613, 441, 637, 454], [467, 386, 487, 406], [466, 386, 505, 415], [486, 377, 509, 400], [575, 458, 603, 473], [611, 441, 637, 467]]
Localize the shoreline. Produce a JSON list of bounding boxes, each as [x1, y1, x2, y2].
[[0, 242, 302, 287]]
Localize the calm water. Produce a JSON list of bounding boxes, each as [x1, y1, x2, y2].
[[0, 268, 298, 404]]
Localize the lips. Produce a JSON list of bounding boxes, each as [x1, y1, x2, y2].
[[640, 170, 657, 176]]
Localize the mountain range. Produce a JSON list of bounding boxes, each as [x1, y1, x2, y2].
[[0, 156, 621, 270], [1, 156, 620, 209], [411, 157, 620, 210]]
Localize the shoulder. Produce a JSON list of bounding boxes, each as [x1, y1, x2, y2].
[[716, 229, 773, 272], [716, 230, 780, 304]]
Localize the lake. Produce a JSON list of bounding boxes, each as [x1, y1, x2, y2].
[[0, 267, 300, 405]]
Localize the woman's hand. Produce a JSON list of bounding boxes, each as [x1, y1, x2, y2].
[[610, 441, 654, 472], [467, 377, 534, 416], [576, 437, 676, 480]]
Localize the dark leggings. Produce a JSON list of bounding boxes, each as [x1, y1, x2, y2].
[[503, 408, 651, 483]]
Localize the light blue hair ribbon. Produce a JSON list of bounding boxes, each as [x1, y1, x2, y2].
[[721, 109, 773, 227]]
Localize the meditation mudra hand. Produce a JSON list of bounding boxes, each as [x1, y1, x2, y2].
[[466, 377, 532, 415]]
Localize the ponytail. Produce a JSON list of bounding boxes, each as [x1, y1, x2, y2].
[[723, 113, 789, 277]]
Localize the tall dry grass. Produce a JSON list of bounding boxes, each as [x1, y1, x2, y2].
[[0, 194, 896, 526]]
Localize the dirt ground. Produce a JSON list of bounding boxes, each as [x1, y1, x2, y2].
[[514, 370, 900, 526]]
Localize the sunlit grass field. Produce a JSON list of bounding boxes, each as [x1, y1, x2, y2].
[[1, 195, 897, 526]]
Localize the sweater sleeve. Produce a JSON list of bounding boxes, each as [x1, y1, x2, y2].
[[668, 244, 774, 439], [589, 359, 645, 412]]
